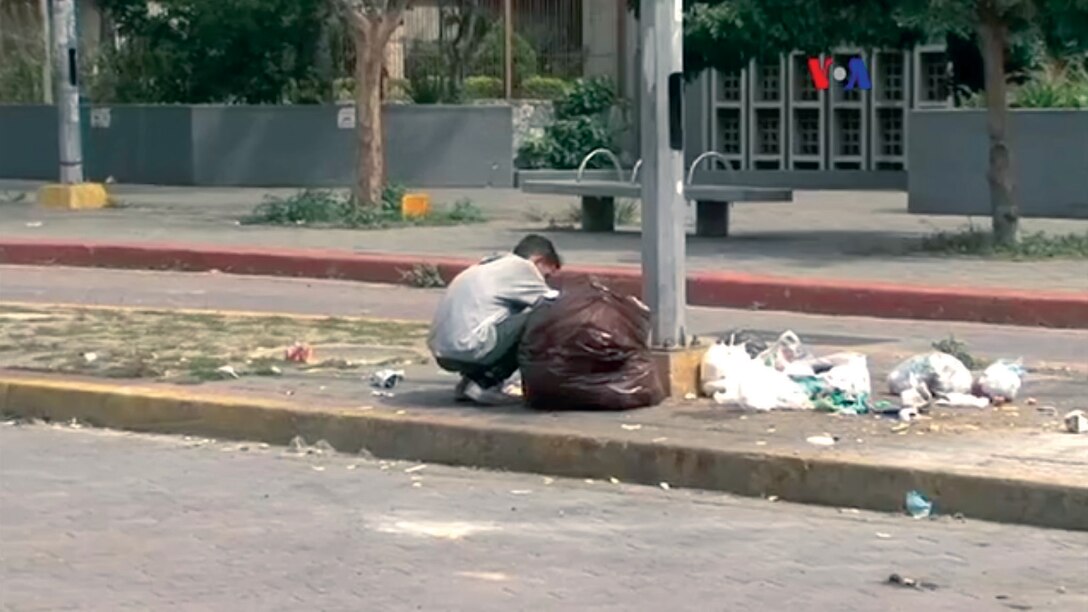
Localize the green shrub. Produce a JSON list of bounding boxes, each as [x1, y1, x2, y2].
[[553, 77, 617, 119], [1012, 63, 1088, 108], [514, 77, 624, 170], [464, 75, 504, 99], [520, 76, 571, 100]]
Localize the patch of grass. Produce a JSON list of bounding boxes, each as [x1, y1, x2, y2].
[[0, 305, 429, 384], [932, 335, 985, 370], [919, 229, 1088, 260], [241, 187, 485, 230]]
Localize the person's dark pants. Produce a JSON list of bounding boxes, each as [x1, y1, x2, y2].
[[436, 310, 528, 389]]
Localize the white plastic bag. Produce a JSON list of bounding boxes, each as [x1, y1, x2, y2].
[[887, 352, 973, 396], [700, 342, 753, 397], [809, 352, 872, 399], [976, 359, 1025, 401], [756, 330, 811, 372], [714, 362, 813, 411]]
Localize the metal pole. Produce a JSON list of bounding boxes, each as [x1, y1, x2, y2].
[[40, 0, 53, 104], [503, 0, 513, 100], [638, 0, 686, 348], [52, 0, 83, 184]]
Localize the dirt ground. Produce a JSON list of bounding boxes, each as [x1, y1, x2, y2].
[[0, 304, 428, 384]]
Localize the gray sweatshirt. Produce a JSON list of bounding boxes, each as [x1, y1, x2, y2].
[[427, 254, 557, 362]]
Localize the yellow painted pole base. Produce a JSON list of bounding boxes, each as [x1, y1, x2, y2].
[[37, 183, 110, 210]]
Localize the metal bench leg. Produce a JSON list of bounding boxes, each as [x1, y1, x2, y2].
[[582, 196, 615, 232], [695, 201, 731, 237]]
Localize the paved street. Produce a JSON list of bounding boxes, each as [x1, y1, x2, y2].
[[2, 180, 1086, 292], [2, 423, 1086, 611]]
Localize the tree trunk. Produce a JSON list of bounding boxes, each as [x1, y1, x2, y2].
[[977, 2, 1019, 246], [353, 24, 387, 207]]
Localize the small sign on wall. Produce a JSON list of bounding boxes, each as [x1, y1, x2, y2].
[[90, 107, 111, 129], [337, 107, 356, 129]]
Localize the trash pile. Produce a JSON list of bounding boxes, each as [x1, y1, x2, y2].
[[700, 330, 1029, 417]]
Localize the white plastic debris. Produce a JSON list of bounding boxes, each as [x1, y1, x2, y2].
[[730, 363, 813, 411], [1064, 410, 1088, 434], [935, 392, 991, 409], [81, 352, 98, 363], [812, 352, 872, 399], [806, 434, 837, 446], [888, 352, 973, 396], [620, 424, 642, 431], [976, 359, 1025, 402], [756, 330, 811, 371], [215, 365, 240, 379], [700, 341, 753, 396], [370, 369, 405, 389]]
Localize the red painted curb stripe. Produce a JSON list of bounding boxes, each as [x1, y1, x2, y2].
[[1, 239, 1085, 329]]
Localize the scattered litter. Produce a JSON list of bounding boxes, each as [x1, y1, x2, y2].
[[1064, 410, 1087, 434], [659, 482, 671, 491], [81, 352, 98, 363], [891, 423, 911, 433], [755, 441, 767, 446], [767, 495, 779, 502], [683, 392, 697, 400], [887, 573, 938, 591], [543, 477, 555, 485], [285, 343, 314, 363], [609, 477, 620, 484], [258, 443, 270, 449], [372, 390, 396, 398], [395, 409, 406, 415], [371, 369, 406, 389], [905, 490, 934, 519], [935, 392, 990, 409], [286, 435, 308, 455], [652, 437, 668, 443], [756, 330, 811, 371], [346, 464, 358, 470], [898, 408, 920, 422], [215, 365, 240, 379], [404, 464, 427, 474], [510, 490, 532, 495], [888, 352, 973, 396], [25, 221, 43, 228], [899, 382, 932, 410], [875, 532, 892, 539], [412, 482, 422, 488], [1026, 397, 1038, 406], [312, 440, 335, 455], [838, 508, 861, 514], [311, 465, 326, 472], [620, 424, 642, 431], [584, 479, 595, 484], [976, 359, 1025, 402], [806, 434, 837, 447]]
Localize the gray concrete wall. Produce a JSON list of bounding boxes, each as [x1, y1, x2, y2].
[[0, 104, 514, 188], [909, 109, 1088, 219]]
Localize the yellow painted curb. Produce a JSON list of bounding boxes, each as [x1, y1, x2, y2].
[[1, 375, 1084, 531], [36, 183, 110, 210]]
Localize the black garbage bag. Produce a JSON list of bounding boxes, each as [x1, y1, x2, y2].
[[518, 277, 666, 411]]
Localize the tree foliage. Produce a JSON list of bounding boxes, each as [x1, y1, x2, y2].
[[95, 0, 333, 104]]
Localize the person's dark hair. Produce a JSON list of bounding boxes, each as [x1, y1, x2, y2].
[[513, 234, 562, 268]]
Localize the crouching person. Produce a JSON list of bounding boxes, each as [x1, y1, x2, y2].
[[428, 235, 562, 405]]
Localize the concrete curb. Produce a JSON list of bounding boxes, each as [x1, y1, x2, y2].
[[2, 239, 1086, 328], [2, 376, 1085, 531]]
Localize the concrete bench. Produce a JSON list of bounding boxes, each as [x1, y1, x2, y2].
[[520, 179, 793, 236]]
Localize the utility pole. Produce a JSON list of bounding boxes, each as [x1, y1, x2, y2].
[[503, 0, 513, 100], [40, 0, 53, 103], [638, 0, 686, 348], [52, 0, 83, 184]]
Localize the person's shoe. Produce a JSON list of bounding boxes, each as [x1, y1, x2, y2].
[[454, 377, 472, 402], [463, 381, 522, 406]]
